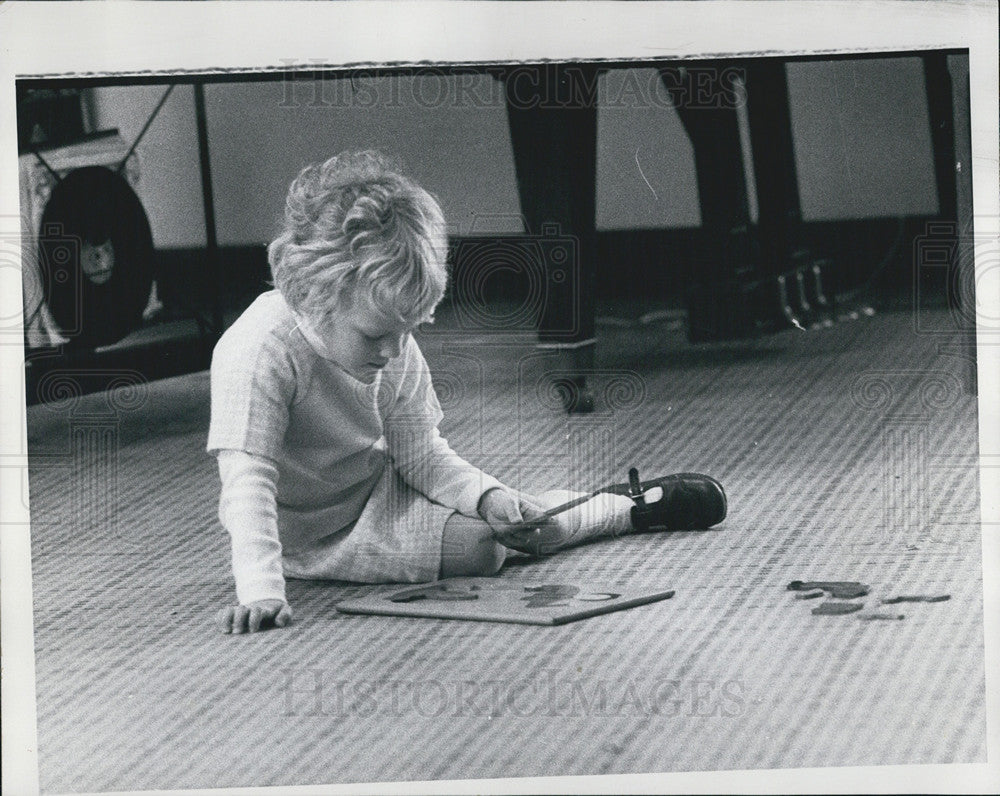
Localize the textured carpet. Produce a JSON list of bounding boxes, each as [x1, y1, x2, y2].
[[25, 306, 985, 792]]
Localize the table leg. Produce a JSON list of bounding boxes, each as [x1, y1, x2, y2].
[[505, 64, 599, 412]]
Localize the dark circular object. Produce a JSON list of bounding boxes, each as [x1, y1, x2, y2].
[[39, 165, 154, 349]]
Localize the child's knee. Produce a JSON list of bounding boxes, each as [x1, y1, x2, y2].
[[468, 537, 506, 576], [441, 516, 506, 577]]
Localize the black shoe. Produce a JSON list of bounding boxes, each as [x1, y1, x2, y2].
[[605, 468, 727, 531]]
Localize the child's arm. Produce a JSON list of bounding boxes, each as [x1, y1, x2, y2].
[[388, 422, 506, 516], [215, 449, 291, 633], [384, 337, 516, 519], [208, 308, 299, 633]]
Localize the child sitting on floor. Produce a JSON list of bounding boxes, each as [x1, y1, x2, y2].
[[209, 151, 726, 634]]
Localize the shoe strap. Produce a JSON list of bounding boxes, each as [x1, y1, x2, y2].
[[627, 467, 647, 507]]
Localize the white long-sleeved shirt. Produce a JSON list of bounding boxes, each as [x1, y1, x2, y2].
[[207, 291, 503, 603]]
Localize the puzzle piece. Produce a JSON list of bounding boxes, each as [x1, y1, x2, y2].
[[811, 601, 864, 615], [521, 584, 580, 608], [788, 580, 870, 599], [389, 583, 481, 602], [881, 594, 950, 604]]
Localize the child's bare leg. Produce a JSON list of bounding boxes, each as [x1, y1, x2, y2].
[[440, 512, 508, 577]]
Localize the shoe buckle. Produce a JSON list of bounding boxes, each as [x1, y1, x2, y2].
[[626, 467, 646, 503], [627, 467, 654, 531]]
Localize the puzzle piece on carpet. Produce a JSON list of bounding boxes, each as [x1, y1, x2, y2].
[[335, 577, 675, 625], [881, 594, 950, 604], [811, 601, 864, 615], [788, 580, 870, 599]]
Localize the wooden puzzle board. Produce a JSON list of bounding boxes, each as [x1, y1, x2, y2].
[[335, 577, 675, 625]]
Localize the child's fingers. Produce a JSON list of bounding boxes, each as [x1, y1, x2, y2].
[[220, 601, 289, 634], [217, 606, 236, 634], [231, 605, 250, 634], [274, 604, 293, 628], [518, 497, 548, 519], [495, 526, 543, 555], [517, 498, 563, 532], [498, 514, 557, 535], [481, 493, 521, 528], [497, 491, 523, 523]]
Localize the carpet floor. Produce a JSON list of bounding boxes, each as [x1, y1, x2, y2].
[[24, 305, 985, 792]]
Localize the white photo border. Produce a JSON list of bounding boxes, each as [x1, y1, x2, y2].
[[1, 2, 997, 794]]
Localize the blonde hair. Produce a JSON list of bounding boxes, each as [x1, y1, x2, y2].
[[268, 151, 448, 326]]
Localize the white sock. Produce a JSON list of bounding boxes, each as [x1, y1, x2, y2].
[[537, 489, 636, 545]]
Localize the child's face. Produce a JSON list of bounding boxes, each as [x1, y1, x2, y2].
[[321, 295, 415, 383]]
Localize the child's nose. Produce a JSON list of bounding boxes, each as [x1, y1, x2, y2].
[[379, 334, 404, 360]]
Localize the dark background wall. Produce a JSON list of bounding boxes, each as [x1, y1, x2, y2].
[[77, 57, 948, 316], [19, 54, 970, 403], [90, 59, 938, 249]]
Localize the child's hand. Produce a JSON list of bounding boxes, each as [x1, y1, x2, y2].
[[217, 599, 292, 634], [478, 487, 538, 528], [478, 488, 560, 556]]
